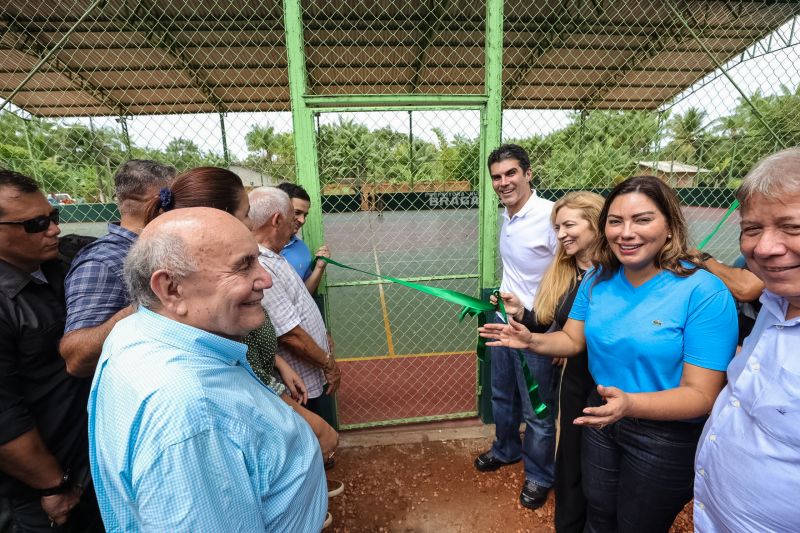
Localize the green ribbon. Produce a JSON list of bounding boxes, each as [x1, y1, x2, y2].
[[492, 291, 550, 420], [698, 200, 740, 250], [317, 256, 549, 419], [317, 256, 495, 319]]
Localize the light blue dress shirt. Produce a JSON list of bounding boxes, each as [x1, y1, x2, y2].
[[88, 307, 327, 532], [694, 290, 800, 532]]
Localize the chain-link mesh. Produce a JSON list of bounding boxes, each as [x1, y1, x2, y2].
[[502, 1, 800, 265], [301, 0, 485, 96], [316, 110, 482, 428], [2, 0, 799, 428], [1, 0, 293, 231]]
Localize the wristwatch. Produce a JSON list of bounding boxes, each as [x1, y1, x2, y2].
[[39, 469, 71, 497]]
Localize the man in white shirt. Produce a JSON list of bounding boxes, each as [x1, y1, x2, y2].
[[694, 147, 800, 532], [474, 144, 559, 510]]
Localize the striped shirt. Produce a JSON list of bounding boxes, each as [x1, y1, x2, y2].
[[88, 307, 327, 532], [258, 245, 327, 398], [64, 224, 136, 333]]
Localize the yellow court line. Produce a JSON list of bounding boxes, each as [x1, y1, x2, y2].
[[372, 247, 396, 355], [339, 351, 473, 363]]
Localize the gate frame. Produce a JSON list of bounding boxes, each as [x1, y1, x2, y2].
[[283, 0, 504, 426]]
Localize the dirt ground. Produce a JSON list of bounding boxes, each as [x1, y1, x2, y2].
[[327, 432, 693, 533]]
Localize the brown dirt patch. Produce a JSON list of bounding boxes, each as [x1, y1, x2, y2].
[[327, 435, 692, 532]]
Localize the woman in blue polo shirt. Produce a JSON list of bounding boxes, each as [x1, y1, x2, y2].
[[480, 175, 737, 532]]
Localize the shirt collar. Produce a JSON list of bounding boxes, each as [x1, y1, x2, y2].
[[258, 243, 284, 260], [0, 258, 59, 297], [137, 306, 250, 366], [283, 234, 299, 250], [760, 290, 800, 326], [106, 223, 138, 243], [502, 189, 539, 221]]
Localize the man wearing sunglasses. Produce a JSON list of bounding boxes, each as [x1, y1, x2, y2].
[[60, 160, 175, 378], [0, 170, 102, 530]]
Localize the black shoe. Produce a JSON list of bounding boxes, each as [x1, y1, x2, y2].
[[519, 480, 549, 510], [474, 451, 520, 472]]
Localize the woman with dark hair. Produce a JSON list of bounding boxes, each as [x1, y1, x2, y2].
[[145, 167, 339, 462], [144, 167, 250, 224], [480, 176, 738, 532]]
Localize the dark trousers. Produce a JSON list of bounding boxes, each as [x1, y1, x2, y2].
[[581, 393, 704, 533], [554, 354, 594, 533], [0, 480, 103, 533], [305, 384, 339, 430]]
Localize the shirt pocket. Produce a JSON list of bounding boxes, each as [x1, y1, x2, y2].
[[752, 367, 800, 446]]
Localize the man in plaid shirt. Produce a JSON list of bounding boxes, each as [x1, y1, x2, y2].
[[60, 160, 175, 377], [248, 187, 341, 418]]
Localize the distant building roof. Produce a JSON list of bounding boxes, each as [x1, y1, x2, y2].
[[637, 161, 712, 174]]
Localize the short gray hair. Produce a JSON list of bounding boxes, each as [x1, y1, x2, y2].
[[248, 186, 292, 228], [114, 160, 176, 201], [736, 147, 800, 207], [124, 232, 198, 309]]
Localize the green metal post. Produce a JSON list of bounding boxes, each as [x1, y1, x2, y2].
[[478, 0, 504, 423], [408, 110, 415, 187], [283, 0, 337, 429], [22, 118, 41, 184], [219, 112, 230, 166], [284, 0, 324, 269], [118, 116, 131, 158]]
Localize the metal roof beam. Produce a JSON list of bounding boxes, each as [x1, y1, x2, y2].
[[116, 2, 227, 113], [0, 10, 128, 116]]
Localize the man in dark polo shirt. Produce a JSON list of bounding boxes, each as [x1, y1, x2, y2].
[[0, 170, 102, 531], [60, 160, 175, 377]]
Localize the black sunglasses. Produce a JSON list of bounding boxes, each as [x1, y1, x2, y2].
[[0, 208, 59, 233]]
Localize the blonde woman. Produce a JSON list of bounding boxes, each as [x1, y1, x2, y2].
[[496, 191, 604, 533]]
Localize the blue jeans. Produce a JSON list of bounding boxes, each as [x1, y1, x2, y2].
[[489, 314, 557, 488], [581, 392, 704, 533]]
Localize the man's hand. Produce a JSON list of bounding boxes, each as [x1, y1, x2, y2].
[[318, 423, 339, 458], [276, 357, 308, 404], [314, 245, 331, 270], [489, 291, 524, 321], [323, 357, 341, 395], [41, 484, 81, 526]]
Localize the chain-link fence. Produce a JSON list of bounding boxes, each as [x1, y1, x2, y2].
[[2, 0, 799, 428]]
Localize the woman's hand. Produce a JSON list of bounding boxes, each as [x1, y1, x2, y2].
[[275, 356, 308, 404], [490, 291, 525, 321], [478, 316, 533, 350], [573, 385, 632, 428]]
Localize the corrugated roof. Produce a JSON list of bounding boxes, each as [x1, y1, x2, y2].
[[1, 0, 797, 117]]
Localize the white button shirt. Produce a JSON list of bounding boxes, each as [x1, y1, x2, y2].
[[694, 290, 800, 533], [498, 191, 557, 310]]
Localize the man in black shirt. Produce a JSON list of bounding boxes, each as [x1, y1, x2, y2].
[[0, 170, 101, 531]]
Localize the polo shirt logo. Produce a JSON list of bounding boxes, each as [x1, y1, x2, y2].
[[653, 320, 663, 326]]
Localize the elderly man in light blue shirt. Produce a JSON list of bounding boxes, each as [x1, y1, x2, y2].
[[694, 147, 800, 532], [87, 208, 327, 532]]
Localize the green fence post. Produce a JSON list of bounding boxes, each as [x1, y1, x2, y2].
[[283, 0, 337, 429], [477, 0, 504, 424]]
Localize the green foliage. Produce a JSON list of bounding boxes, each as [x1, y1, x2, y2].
[[3, 84, 800, 200]]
